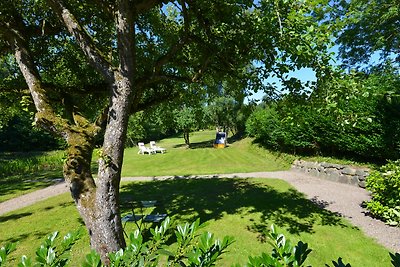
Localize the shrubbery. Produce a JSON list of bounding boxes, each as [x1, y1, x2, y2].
[[1, 219, 399, 267], [246, 70, 400, 162], [0, 151, 65, 178], [0, 114, 64, 152], [366, 160, 400, 226]]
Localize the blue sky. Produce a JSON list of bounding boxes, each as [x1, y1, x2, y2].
[[245, 44, 388, 103], [245, 67, 317, 103], [245, 45, 342, 103]]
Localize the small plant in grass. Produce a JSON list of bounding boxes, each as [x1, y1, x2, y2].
[[365, 160, 400, 226], [240, 224, 312, 267], [0, 242, 16, 266], [0, 230, 81, 267], [83, 217, 234, 267]]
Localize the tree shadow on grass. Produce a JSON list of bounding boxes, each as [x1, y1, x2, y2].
[[120, 178, 347, 240], [173, 139, 215, 149], [0, 212, 33, 223], [3, 231, 49, 244], [0, 170, 63, 203]]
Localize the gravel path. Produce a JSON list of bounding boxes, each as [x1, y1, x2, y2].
[[1, 170, 399, 252]]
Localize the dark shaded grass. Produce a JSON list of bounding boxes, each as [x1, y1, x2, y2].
[[0, 178, 391, 266], [120, 178, 346, 237], [119, 178, 390, 266], [0, 170, 63, 203]]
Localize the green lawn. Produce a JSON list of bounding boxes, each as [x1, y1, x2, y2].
[[0, 131, 393, 266], [0, 151, 64, 203], [0, 178, 391, 266], [0, 170, 63, 203], [1, 131, 290, 203], [122, 130, 291, 177]]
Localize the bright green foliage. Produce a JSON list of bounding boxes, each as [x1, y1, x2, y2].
[[244, 225, 312, 267], [125, 113, 146, 148], [0, 242, 16, 266], [0, 220, 396, 266], [207, 96, 242, 133], [174, 106, 205, 146], [366, 160, 400, 226], [82, 217, 233, 267], [245, 105, 284, 151], [246, 68, 400, 162], [2, 230, 81, 267]]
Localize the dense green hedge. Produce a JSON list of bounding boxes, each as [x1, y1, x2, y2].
[[246, 70, 400, 162], [0, 115, 64, 152]]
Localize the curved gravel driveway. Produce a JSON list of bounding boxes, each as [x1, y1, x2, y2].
[[1, 170, 399, 252]]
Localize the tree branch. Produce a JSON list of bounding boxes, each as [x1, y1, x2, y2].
[[153, 37, 188, 74], [46, 0, 114, 82], [180, 0, 190, 33], [115, 0, 135, 77], [3, 24, 69, 136], [135, 0, 167, 14], [0, 81, 110, 95], [135, 89, 180, 113]]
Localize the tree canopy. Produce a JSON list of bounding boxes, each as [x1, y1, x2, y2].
[[334, 0, 400, 68], [0, 0, 335, 262]]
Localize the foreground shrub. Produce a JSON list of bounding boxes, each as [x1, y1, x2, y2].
[[1, 219, 399, 266], [366, 160, 400, 226]]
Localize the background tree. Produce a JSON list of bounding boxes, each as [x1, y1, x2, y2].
[[174, 105, 205, 147], [0, 0, 333, 261]]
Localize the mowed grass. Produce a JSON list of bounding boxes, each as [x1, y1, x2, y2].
[[0, 178, 391, 266], [0, 151, 64, 203], [1, 131, 289, 203], [0, 131, 392, 266], [0, 170, 63, 203], [122, 130, 291, 177]]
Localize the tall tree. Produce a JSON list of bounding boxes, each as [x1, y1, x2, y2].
[[0, 0, 333, 262]]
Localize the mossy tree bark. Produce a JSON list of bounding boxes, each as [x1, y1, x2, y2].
[[5, 26, 126, 262], [3, 1, 135, 262]]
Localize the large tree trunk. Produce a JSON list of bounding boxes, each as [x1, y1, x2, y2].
[[88, 0, 137, 257], [7, 0, 154, 263], [44, 0, 136, 262], [91, 75, 133, 259], [6, 21, 129, 263]]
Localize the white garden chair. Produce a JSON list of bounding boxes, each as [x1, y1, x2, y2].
[[150, 141, 166, 154], [137, 142, 155, 155]]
